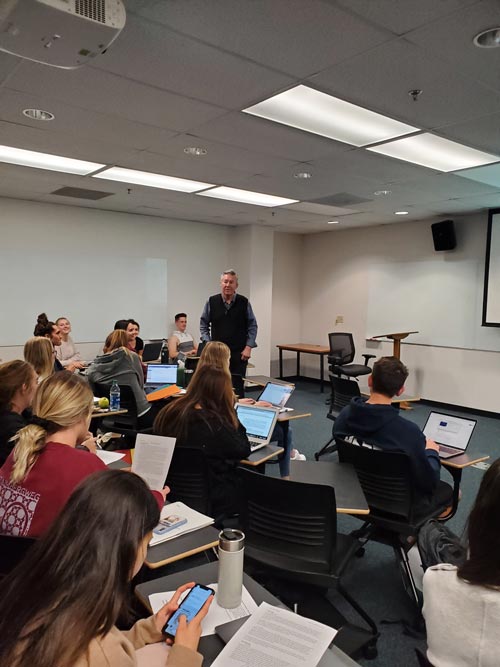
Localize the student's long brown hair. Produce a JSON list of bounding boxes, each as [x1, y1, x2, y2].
[[458, 458, 500, 588], [0, 469, 160, 667], [103, 329, 130, 353], [154, 364, 238, 438], [0, 360, 35, 412]]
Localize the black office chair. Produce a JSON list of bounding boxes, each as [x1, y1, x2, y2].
[[0, 535, 36, 579], [238, 467, 378, 659], [92, 382, 150, 444], [336, 438, 457, 611], [184, 356, 200, 372], [328, 333, 374, 379], [165, 446, 212, 516], [315, 375, 361, 460]]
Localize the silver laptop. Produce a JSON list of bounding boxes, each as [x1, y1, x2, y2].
[[235, 404, 280, 452], [423, 411, 477, 459], [144, 364, 177, 392], [257, 382, 294, 412]]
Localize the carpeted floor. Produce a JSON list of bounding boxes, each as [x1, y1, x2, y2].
[[251, 379, 498, 666]]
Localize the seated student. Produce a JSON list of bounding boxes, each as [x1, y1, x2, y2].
[[0, 469, 210, 667], [24, 336, 55, 382], [197, 341, 300, 477], [423, 458, 500, 667], [334, 356, 452, 512], [34, 313, 79, 373], [154, 365, 251, 520], [114, 318, 144, 356], [168, 312, 198, 363], [0, 360, 38, 466], [87, 330, 155, 428], [0, 372, 105, 538], [55, 316, 84, 369]]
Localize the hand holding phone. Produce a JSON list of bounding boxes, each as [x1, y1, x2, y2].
[[162, 583, 214, 640]]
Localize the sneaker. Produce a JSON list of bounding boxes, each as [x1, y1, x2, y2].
[[290, 449, 306, 461]]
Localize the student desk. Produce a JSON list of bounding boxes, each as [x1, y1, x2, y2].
[[240, 444, 284, 471], [290, 461, 369, 515], [245, 375, 295, 387], [91, 408, 128, 419], [359, 387, 420, 407], [135, 562, 361, 667], [277, 343, 330, 393], [441, 452, 490, 520], [145, 526, 220, 570]]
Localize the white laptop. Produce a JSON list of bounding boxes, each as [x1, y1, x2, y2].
[[423, 411, 477, 459], [144, 364, 177, 392], [235, 404, 280, 452], [257, 382, 294, 412]]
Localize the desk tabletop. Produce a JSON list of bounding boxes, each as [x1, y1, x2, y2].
[[91, 408, 128, 419], [440, 452, 490, 469], [278, 410, 312, 422], [277, 343, 330, 354], [240, 444, 284, 466], [359, 388, 420, 404], [245, 374, 295, 387], [290, 461, 369, 515], [145, 525, 219, 569], [135, 561, 360, 667]]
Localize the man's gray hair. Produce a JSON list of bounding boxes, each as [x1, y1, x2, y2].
[[221, 269, 238, 280]]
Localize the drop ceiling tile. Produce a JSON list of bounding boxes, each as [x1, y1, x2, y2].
[[310, 38, 500, 130], [0, 51, 21, 85], [436, 112, 500, 155], [335, 0, 479, 36], [406, 0, 500, 91], [6, 60, 225, 131], [454, 163, 500, 189], [94, 15, 294, 109], [136, 0, 393, 77], [287, 202, 358, 216]]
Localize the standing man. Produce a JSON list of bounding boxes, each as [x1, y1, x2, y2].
[[200, 269, 258, 377]]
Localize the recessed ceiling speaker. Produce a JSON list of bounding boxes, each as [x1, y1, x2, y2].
[[431, 219, 456, 251]]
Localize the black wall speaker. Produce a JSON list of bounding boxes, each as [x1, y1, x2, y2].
[[431, 219, 456, 251]]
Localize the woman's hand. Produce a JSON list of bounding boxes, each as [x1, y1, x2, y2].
[[154, 582, 195, 634], [174, 595, 213, 652], [81, 432, 97, 454]]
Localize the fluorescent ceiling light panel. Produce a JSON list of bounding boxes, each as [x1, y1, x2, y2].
[[243, 85, 418, 147], [198, 186, 297, 207], [368, 134, 500, 172], [0, 144, 104, 175], [94, 166, 214, 193]]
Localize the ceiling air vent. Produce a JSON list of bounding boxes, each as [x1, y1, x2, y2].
[[75, 0, 106, 24], [50, 186, 113, 200]]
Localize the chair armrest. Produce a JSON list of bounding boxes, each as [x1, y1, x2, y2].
[[362, 354, 376, 366], [438, 467, 461, 522]]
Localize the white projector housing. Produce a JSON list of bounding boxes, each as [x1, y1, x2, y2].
[[0, 0, 126, 69]]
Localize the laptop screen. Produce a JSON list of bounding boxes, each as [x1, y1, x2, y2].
[[146, 364, 177, 385], [236, 404, 277, 441], [423, 412, 477, 451], [258, 382, 294, 408]]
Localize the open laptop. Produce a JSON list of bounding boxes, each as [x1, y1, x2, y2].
[[144, 364, 177, 393], [235, 404, 280, 452], [142, 340, 163, 363], [257, 381, 294, 411], [423, 411, 477, 459]]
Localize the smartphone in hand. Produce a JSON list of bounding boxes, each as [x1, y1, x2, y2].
[[162, 584, 214, 639]]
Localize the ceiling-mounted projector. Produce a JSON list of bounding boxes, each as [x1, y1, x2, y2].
[[0, 0, 126, 69]]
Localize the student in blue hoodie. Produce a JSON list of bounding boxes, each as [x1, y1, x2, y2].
[[334, 356, 452, 512]]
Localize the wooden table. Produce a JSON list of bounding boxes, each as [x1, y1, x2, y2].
[[359, 387, 420, 411], [290, 461, 369, 515], [245, 375, 295, 387], [135, 562, 362, 666], [440, 452, 490, 519], [145, 525, 219, 569], [91, 408, 128, 419], [240, 444, 284, 473], [277, 343, 330, 393]]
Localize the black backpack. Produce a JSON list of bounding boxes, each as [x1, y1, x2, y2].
[[418, 519, 467, 570]]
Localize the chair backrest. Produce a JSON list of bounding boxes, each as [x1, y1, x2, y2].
[[184, 356, 200, 372], [93, 382, 139, 428], [330, 375, 361, 414], [165, 446, 212, 515], [0, 535, 36, 578], [239, 467, 337, 574], [336, 437, 415, 521], [328, 333, 355, 365]]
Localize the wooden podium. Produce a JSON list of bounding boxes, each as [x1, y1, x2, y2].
[[370, 331, 418, 359]]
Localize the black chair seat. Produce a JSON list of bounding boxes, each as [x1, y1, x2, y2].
[[334, 364, 371, 377]]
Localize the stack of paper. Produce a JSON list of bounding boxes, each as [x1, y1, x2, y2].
[[149, 501, 214, 547]]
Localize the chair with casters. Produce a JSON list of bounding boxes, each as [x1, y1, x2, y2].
[[165, 446, 212, 516], [238, 466, 379, 660], [315, 375, 361, 460], [328, 333, 374, 379], [0, 535, 36, 579], [336, 437, 457, 614]]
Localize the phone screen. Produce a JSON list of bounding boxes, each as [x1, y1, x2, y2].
[[162, 584, 214, 638]]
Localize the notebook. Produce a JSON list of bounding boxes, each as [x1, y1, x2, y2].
[[235, 403, 279, 452], [142, 340, 163, 362], [423, 411, 477, 459], [257, 382, 294, 411], [144, 364, 177, 392]]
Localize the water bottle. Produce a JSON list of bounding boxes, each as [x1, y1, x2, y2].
[[109, 381, 120, 411], [217, 529, 245, 609]]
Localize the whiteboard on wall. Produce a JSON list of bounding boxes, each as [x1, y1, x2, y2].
[[483, 209, 500, 326], [366, 259, 500, 352], [0, 255, 167, 346]]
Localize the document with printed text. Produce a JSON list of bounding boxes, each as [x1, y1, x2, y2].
[[132, 434, 176, 491]]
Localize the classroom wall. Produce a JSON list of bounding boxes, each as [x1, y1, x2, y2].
[[297, 213, 500, 412], [0, 197, 231, 361]]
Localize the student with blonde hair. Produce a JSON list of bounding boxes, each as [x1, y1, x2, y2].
[[0, 360, 38, 466], [55, 316, 84, 369], [24, 336, 55, 382], [0, 372, 106, 537]]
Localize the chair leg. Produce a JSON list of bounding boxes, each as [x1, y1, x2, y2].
[[337, 581, 378, 637], [396, 545, 422, 610], [314, 438, 337, 460]]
